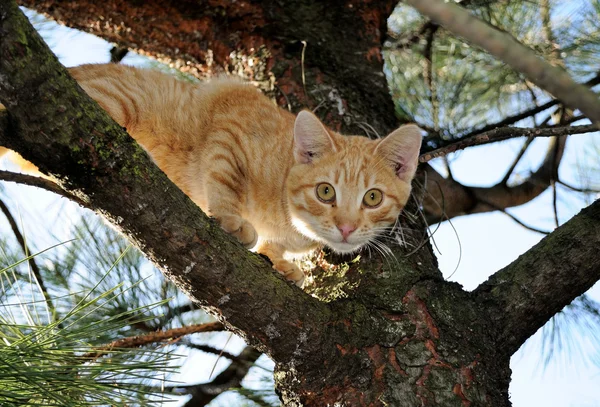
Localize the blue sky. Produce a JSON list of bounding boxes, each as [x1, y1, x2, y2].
[[1, 7, 599, 406]]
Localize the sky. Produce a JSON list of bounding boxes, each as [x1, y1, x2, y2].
[[1, 6, 600, 407]]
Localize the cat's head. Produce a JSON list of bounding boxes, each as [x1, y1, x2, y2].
[[286, 111, 422, 254]]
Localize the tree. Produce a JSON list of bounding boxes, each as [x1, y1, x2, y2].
[[0, 0, 599, 405]]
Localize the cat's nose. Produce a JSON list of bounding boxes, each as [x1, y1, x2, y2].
[[337, 224, 357, 241]]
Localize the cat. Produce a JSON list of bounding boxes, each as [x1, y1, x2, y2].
[[2, 63, 422, 286]]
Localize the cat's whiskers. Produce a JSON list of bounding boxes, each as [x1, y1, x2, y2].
[[367, 238, 398, 271]]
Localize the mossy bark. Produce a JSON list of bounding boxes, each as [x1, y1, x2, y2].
[[2, 1, 600, 405]]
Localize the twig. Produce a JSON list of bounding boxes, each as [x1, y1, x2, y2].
[[419, 124, 598, 163], [557, 180, 600, 194], [478, 198, 551, 235], [0, 198, 59, 320], [0, 170, 89, 208], [178, 346, 262, 407], [404, 0, 600, 125], [551, 180, 559, 228], [423, 54, 599, 151], [184, 343, 241, 363], [82, 321, 224, 360], [500, 136, 535, 185], [550, 134, 561, 229]]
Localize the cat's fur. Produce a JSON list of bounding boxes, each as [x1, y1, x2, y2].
[[3, 64, 422, 285]]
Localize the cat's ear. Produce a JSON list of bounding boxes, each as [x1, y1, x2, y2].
[[374, 124, 422, 182], [293, 110, 337, 164]]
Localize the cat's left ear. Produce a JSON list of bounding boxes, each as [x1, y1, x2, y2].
[[374, 124, 422, 182], [293, 110, 337, 164]]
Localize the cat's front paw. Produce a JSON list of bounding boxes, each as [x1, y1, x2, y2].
[[218, 214, 258, 249], [273, 259, 305, 287]]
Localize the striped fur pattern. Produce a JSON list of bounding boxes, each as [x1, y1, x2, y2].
[[43, 64, 423, 285]]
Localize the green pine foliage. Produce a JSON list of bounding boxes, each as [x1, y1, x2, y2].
[[385, 0, 600, 140], [0, 243, 177, 406]]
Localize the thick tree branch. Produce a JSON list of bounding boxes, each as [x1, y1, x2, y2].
[[404, 0, 600, 125], [474, 199, 600, 355], [419, 123, 597, 163], [0, 1, 331, 363]]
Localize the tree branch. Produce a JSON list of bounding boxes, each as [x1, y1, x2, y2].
[[500, 136, 535, 186], [474, 199, 600, 355], [442, 72, 599, 146], [404, 0, 600, 125], [184, 343, 247, 364], [558, 179, 600, 194], [0, 0, 331, 362], [422, 133, 568, 223], [166, 345, 263, 407], [476, 198, 551, 235], [419, 123, 597, 163], [0, 168, 89, 208], [83, 322, 225, 360]]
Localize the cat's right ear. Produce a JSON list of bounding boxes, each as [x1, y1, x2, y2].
[[375, 124, 422, 183], [293, 110, 337, 164]]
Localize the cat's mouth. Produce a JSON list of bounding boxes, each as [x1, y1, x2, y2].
[[325, 240, 365, 254]]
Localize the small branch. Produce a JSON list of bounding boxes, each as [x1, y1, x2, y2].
[[82, 321, 224, 360], [0, 198, 59, 320], [419, 123, 597, 163], [551, 180, 559, 228], [156, 345, 262, 407], [558, 180, 600, 194], [404, 0, 600, 125], [0, 169, 89, 208], [476, 197, 551, 234], [474, 200, 600, 355], [501, 210, 551, 235], [500, 136, 534, 185], [184, 342, 244, 363], [465, 99, 560, 140]]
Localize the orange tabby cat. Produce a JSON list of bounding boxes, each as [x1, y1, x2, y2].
[[3, 64, 422, 285]]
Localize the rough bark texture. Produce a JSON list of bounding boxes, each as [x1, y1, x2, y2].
[[2, 1, 600, 405], [475, 200, 600, 355]]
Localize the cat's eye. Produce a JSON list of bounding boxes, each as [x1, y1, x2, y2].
[[316, 183, 336, 203], [363, 189, 383, 208]]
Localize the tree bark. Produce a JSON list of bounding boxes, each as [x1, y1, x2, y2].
[[474, 200, 600, 355], [2, 1, 600, 405]]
